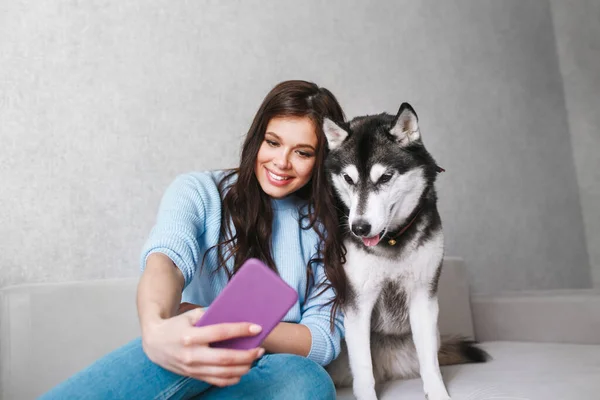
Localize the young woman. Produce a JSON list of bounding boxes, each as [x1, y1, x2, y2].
[[40, 80, 348, 399]]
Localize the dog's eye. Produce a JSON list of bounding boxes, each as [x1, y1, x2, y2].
[[342, 173, 354, 185], [378, 173, 393, 184]]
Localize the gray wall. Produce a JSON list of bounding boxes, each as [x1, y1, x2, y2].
[[0, 0, 591, 294], [550, 0, 600, 288]]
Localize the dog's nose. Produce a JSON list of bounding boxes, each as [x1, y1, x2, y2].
[[351, 221, 371, 237]]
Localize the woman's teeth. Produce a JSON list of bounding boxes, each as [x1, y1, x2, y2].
[[268, 170, 290, 181]]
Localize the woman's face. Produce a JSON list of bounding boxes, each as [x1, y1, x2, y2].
[[254, 116, 318, 199]]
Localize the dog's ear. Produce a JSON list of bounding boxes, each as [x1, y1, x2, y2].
[[390, 103, 420, 146], [323, 118, 349, 150]]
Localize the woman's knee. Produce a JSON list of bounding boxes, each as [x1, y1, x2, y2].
[[263, 354, 336, 400]]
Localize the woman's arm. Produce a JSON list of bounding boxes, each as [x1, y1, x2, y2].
[[261, 322, 311, 357], [261, 263, 344, 363], [137, 252, 185, 332], [136, 174, 264, 387], [297, 262, 345, 366]]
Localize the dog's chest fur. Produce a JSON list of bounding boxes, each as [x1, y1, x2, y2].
[[343, 229, 443, 336], [371, 280, 410, 335]]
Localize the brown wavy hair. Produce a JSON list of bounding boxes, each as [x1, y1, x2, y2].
[[202, 80, 348, 328]]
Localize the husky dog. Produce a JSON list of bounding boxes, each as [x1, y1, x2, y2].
[[323, 104, 488, 400]]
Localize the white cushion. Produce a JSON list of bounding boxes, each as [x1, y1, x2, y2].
[[472, 289, 600, 344], [336, 341, 600, 399], [0, 279, 141, 400]]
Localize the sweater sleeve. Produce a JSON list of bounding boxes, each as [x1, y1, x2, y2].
[[139, 173, 218, 287], [300, 260, 345, 366]]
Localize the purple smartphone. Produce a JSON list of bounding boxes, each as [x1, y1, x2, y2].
[[194, 258, 298, 350]]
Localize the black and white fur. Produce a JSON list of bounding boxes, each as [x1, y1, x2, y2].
[[323, 104, 487, 400]]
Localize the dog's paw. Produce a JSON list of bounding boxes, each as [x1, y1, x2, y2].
[[353, 380, 378, 400]]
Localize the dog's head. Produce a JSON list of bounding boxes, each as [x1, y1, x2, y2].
[[324, 103, 440, 247]]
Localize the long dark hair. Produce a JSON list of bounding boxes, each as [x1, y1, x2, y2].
[[202, 80, 348, 327]]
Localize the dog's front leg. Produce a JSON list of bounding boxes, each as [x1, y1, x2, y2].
[[344, 291, 379, 400], [409, 287, 450, 400]]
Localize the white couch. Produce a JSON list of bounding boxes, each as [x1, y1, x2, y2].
[[2, 257, 599, 399]]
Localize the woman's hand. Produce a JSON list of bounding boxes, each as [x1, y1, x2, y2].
[[141, 307, 264, 387], [176, 303, 311, 358]]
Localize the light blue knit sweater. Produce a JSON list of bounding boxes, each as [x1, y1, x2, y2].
[[140, 170, 344, 366]]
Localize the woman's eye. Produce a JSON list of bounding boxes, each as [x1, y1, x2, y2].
[[342, 173, 354, 185], [266, 140, 279, 147], [378, 173, 393, 184], [297, 151, 314, 158]]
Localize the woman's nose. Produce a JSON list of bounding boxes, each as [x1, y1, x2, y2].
[[273, 150, 291, 170]]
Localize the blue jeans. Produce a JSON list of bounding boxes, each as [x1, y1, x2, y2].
[[39, 338, 336, 400]]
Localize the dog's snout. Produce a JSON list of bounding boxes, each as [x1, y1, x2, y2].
[[351, 221, 372, 237]]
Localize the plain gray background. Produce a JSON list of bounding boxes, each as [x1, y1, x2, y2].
[[1, 0, 598, 294]]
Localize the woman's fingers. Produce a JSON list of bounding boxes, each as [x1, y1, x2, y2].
[[175, 348, 260, 387], [184, 322, 262, 345], [205, 346, 264, 366], [187, 364, 252, 379], [179, 346, 264, 367], [169, 313, 265, 388], [167, 361, 242, 387]]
